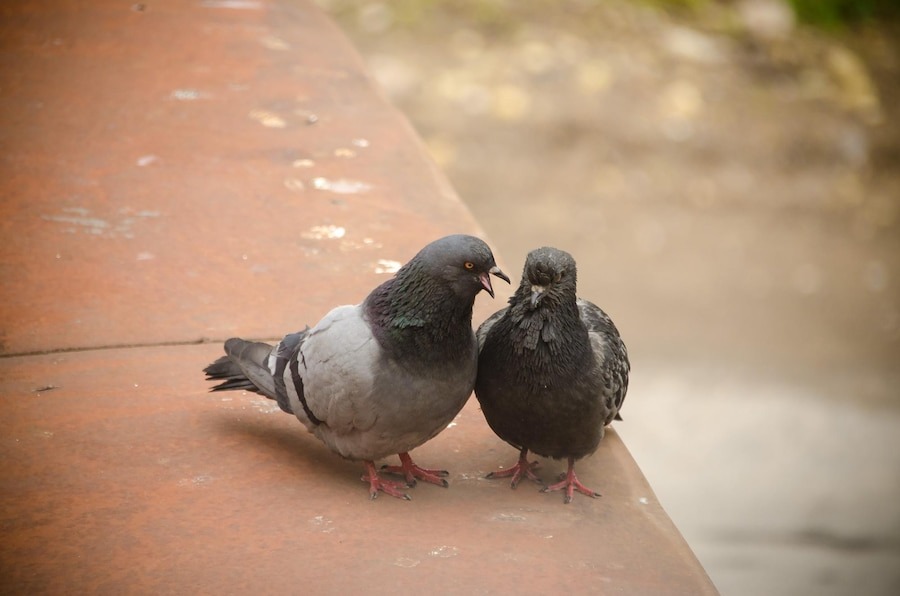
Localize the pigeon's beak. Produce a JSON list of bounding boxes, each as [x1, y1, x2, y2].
[[491, 265, 511, 285], [530, 284, 546, 308], [480, 266, 510, 299]]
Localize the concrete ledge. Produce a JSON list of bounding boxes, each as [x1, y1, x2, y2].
[[0, 1, 716, 593], [0, 0, 470, 355], [3, 346, 711, 593]]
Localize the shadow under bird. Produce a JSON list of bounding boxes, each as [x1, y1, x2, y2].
[[475, 246, 629, 503], [204, 234, 509, 500]]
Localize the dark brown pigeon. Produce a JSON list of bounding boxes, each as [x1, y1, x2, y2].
[[475, 246, 629, 503]]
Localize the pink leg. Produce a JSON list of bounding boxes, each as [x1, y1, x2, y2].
[[361, 460, 411, 500], [486, 447, 542, 489], [541, 456, 601, 504], [381, 452, 450, 488]]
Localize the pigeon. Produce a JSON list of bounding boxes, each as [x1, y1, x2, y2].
[[475, 246, 629, 503], [204, 234, 509, 500]]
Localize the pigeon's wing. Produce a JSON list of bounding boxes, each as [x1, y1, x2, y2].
[[265, 329, 309, 415], [291, 305, 381, 436], [577, 298, 630, 420], [476, 307, 508, 351]]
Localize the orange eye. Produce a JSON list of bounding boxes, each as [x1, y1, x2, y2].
[[464, 262, 475, 270]]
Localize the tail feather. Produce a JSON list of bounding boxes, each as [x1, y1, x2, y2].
[[203, 339, 278, 401], [203, 355, 261, 393]]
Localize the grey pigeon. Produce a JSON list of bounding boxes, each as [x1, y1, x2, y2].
[[475, 246, 629, 503], [204, 234, 509, 500]]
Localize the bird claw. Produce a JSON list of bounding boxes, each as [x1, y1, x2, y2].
[[486, 453, 542, 489], [362, 461, 412, 500], [363, 477, 412, 500], [541, 465, 601, 503], [381, 453, 450, 488]]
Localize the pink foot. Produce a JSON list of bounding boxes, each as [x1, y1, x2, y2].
[[541, 457, 601, 504], [381, 452, 449, 488], [486, 448, 542, 489], [362, 460, 411, 500]]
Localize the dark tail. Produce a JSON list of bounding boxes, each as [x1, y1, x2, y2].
[[203, 339, 276, 397]]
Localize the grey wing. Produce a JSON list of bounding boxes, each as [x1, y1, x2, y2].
[[476, 307, 508, 351], [291, 305, 381, 437], [578, 298, 630, 421]]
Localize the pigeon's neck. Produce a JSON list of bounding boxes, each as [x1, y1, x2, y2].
[[364, 272, 475, 363], [507, 295, 591, 373]]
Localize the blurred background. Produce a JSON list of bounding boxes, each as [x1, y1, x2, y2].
[[317, 0, 899, 593]]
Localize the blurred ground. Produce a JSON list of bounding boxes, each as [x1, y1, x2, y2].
[[319, 1, 900, 594]]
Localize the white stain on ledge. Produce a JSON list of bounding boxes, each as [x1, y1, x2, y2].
[[250, 397, 281, 414], [42, 209, 109, 234], [429, 546, 460, 558], [374, 259, 401, 274], [170, 89, 205, 101], [302, 225, 346, 240], [491, 512, 527, 522], [284, 177, 305, 192], [311, 177, 371, 194], [178, 475, 213, 486], [42, 206, 160, 239], [259, 35, 290, 51], [200, 0, 263, 9], [249, 109, 286, 128], [308, 515, 336, 533]]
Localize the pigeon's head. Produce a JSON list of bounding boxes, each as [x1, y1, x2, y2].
[[522, 246, 578, 309], [416, 234, 510, 300]]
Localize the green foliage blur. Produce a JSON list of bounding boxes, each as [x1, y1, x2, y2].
[[788, 0, 900, 27], [327, 0, 900, 31]]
